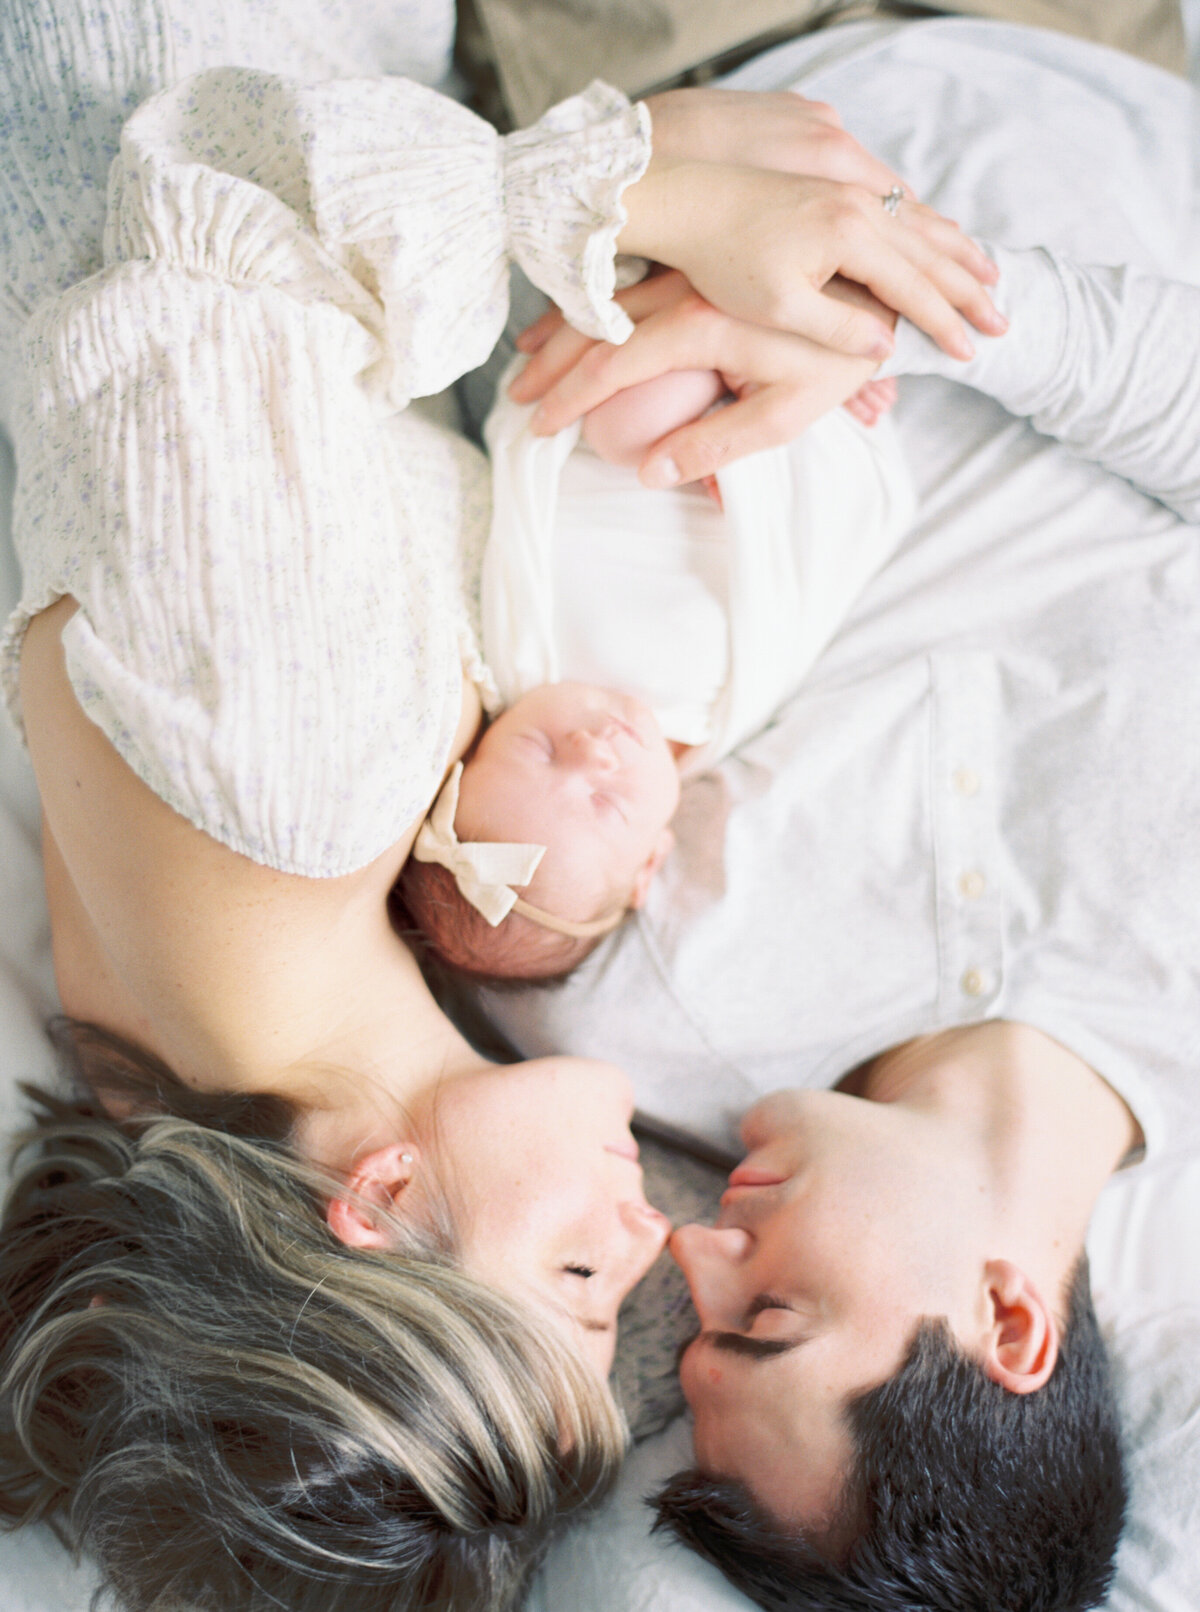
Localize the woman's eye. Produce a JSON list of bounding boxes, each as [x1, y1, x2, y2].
[[563, 1263, 596, 1279]]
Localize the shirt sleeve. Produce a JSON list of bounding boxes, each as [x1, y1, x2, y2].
[[106, 69, 651, 406], [879, 245, 1200, 524]]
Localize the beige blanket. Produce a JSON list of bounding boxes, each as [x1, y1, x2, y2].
[[463, 0, 1185, 127]]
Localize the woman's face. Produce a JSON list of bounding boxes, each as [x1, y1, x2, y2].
[[408, 1057, 671, 1376]]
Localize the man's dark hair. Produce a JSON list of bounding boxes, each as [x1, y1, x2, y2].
[[654, 1257, 1125, 1612]]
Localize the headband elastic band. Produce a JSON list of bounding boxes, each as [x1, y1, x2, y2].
[[414, 763, 627, 939]]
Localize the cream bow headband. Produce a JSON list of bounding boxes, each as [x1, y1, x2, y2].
[[413, 763, 626, 940]]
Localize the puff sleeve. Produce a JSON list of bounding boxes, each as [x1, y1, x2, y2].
[[4, 70, 649, 876], [107, 70, 650, 403]]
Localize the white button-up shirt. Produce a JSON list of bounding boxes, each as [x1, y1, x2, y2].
[[480, 244, 1200, 1166]]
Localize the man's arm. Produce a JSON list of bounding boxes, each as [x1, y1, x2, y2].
[[881, 246, 1200, 523]]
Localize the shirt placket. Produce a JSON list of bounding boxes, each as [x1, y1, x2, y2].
[[931, 651, 1004, 1022]]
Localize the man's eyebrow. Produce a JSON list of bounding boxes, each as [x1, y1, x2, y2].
[[699, 1330, 804, 1360]]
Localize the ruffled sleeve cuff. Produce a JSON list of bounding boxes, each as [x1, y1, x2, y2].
[[502, 81, 651, 345], [106, 71, 649, 408]]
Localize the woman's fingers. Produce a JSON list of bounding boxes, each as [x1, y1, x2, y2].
[[770, 277, 897, 362], [825, 197, 1005, 359], [619, 166, 1005, 362], [900, 200, 999, 285], [779, 114, 909, 197], [881, 202, 1005, 333], [642, 88, 909, 198]]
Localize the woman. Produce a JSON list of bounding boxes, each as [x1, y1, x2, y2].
[[0, 0, 1001, 1604]]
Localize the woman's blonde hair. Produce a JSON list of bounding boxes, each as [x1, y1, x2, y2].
[[0, 1082, 626, 1611]]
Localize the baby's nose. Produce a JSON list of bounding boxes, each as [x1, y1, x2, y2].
[[569, 725, 619, 768]]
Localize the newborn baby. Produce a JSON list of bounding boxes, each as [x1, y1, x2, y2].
[[400, 363, 914, 980]]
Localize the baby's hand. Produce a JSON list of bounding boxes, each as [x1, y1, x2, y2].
[[581, 369, 726, 467], [843, 377, 898, 428]]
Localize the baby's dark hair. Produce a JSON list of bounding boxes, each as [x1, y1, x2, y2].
[[396, 858, 616, 984]]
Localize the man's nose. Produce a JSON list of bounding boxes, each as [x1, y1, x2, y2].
[[669, 1224, 752, 1321]]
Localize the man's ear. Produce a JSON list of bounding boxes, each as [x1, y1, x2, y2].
[[326, 1143, 419, 1250], [629, 828, 676, 909], [980, 1258, 1060, 1393]]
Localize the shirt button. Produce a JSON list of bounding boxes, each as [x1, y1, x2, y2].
[[961, 968, 987, 997], [953, 767, 981, 796], [958, 870, 986, 900]]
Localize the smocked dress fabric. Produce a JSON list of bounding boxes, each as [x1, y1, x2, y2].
[[1, 68, 650, 876]]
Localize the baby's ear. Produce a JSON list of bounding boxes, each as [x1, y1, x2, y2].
[[628, 828, 675, 909]]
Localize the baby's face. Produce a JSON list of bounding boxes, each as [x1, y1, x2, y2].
[[455, 684, 680, 923]]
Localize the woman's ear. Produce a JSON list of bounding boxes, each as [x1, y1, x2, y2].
[[326, 1143, 419, 1249], [629, 828, 676, 909], [980, 1258, 1060, 1393]]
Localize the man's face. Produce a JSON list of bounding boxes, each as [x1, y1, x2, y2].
[[671, 1089, 987, 1531]]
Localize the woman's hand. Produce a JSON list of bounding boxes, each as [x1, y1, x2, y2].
[[618, 159, 1003, 363], [511, 270, 897, 487], [642, 88, 909, 196]]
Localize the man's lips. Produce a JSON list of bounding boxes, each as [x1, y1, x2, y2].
[[726, 1166, 787, 1188], [720, 1166, 788, 1209]]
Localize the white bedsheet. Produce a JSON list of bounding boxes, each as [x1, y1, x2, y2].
[[0, 11, 1198, 1610]]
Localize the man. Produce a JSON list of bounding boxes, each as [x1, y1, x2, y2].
[[475, 16, 1200, 1609], [662, 1024, 1135, 1606]]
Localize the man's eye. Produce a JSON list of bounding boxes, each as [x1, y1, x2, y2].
[[564, 1263, 597, 1279]]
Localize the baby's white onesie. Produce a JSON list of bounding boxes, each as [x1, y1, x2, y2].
[[483, 378, 916, 771]]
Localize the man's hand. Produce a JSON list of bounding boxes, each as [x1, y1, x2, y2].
[[511, 270, 898, 488]]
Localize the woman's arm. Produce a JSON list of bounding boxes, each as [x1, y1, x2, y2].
[[628, 87, 1001, 361], [618, 160, 1001, 363], [21, 600, 472, 1094]]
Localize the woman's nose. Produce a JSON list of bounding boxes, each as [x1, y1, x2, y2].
[[668, 1224, 752, 1322], [619, 1199, 672, 1273], [603, 1205, 670, 1289]]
